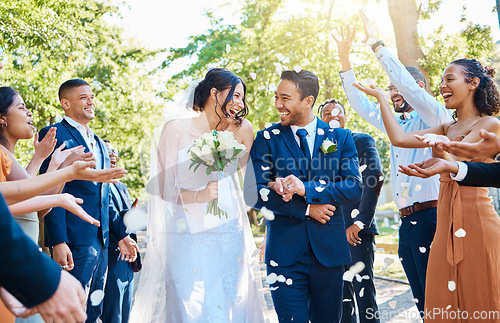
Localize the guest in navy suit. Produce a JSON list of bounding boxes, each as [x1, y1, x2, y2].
[[102, 139, 138, 323], [320, 99, 383, 323], [244, 69, 362, 322], [38, 79, 138, 323]]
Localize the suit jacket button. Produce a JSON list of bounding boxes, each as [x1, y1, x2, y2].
[[306, 216, 311, 220]]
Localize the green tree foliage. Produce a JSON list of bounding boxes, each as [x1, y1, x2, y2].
[[0, 0, 163, 197]]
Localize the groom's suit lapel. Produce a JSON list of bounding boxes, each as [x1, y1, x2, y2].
[[312, 118, 330, 161], [279, 124, 307, 177], [61, 119, 91, 152]]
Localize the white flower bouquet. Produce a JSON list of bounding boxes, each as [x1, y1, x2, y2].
[[188, 130, 246, 217]]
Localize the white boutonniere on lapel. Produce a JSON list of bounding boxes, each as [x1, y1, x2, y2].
[[320, 139, 337, 154]]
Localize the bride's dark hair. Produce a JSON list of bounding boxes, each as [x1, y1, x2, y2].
[[193, 68, 248, 128]]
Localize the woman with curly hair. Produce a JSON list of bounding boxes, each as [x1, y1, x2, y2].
[[355, 58, 500, 321]]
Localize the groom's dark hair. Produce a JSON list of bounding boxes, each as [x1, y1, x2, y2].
[[281, 69, 319, 107]]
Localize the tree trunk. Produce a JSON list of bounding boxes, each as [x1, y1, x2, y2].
[[387, 0, 431, 92]]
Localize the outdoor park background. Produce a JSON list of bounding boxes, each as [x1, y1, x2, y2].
[[2, 0, 500, 282]]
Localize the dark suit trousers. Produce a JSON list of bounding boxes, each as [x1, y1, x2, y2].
[[398, 207, 436, 315], [101, 241, 134, 323], [341, 234, 379, 323], [68, 237, 108, 323], [269, 244, 344, 323]]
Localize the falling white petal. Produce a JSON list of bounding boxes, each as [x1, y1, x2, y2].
[[293, 65, 302, 73], [419, 247, 427, 253], [250, 72, 257, 80], [355, 274, 362, 282], [269, 286, 279, 291], [379, 175, 384, 181], [369, 111, 376, 118], [351, 209, 360, 219], [265, 122, 273, 128], [226, 44, 231, 53], [400, 182, 410, 188], [263, 131, 271, 140], [277, 275, 286, 283], [415, 184, 422, 192], [343, 271, 354, 282], [123, 207, 148, 233], [448, 281, 456, 291], [343, 298, 352, 302], [376, 103, 381, 110], [315, 186, 325, 192], [286, 32, 292, 37], [401, 188, 409, 198], [329, 129, 334, 132], [270, 260, 279, 267], [261, 165, 270, 171], [410, 221, 417, 225], [319, 179, 326, 185], [396, 197, 407, 208], [258, 86, 266, 91], [272, 129, 280, 135], [391, 224, 399, 230], [331, 108, 340, 116], [90, 290, 105, 306], [266, 273, 278, 284], [446, 305, 452, 310], [261, 207, 275, 221], [329, 120, 340, 128], [317, 128, 325, 136], [454, 228, 466, 238], [388, 300, 397, 309], [359, 287, 365, 297], [359, 164, 367, 172], [259, 188, 270, 196], [261, 195, 269, 202], [286, 278, 293, 285], [412, 298, 419, 303]]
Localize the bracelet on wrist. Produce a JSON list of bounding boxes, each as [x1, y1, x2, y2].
[[371, 40, 385, 52]]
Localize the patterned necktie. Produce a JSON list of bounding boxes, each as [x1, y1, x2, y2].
[[296, 128, 311, 160]]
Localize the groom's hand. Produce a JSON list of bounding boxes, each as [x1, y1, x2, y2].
[[309, 204, 336, 224], [282, 175, 305, 197], [267, 178, 293, 202]]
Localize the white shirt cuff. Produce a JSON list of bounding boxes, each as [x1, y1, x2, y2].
[[305, 204, 310, 216], [451, 161, 468, 181]]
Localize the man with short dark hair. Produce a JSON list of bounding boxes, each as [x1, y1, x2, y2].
[[39, 79, 138, 322], [245, 69, 362, 322]]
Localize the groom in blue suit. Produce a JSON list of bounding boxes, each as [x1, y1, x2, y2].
[[39, 79, 135, 323], [244, 70, 362, 322]]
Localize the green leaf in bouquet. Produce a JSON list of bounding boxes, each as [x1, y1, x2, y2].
[[193, 163, 202, 173], [217, 158, 223, 170], [188, 161, 197, 170], [206, 167, 213, 175], [233, 148, 243, 157]]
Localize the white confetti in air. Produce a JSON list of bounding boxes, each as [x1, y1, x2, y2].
[[319, 179, 326, 185], [448, 281, 456, 291], [270, 260, 279, 267], [250, 72, 257, 80], [329, 129, 334, 132], [259, 188, 270, 196], [272, 129, 280, 135], [454, 228, 466, 238], [415, 184, 422, 192], [400, 182, 410, 188], [376, 103, 381, 110], [391, 224, 399, 230], [269, 286, 279, 291], [343, 261, 365, 282], [362, 275, 370, 280], [277, 275, 286, 283], [266, 273, 278, 284], [446, 305, 452, 310], [329, 120, 340, 128], [396, 197, 408, 208], [399, 257, 403, 262], [359, 164, 367, 172], [123, 207, 148, 233], [351, 209, 360, 219], [261, 195, 269, 202], [90, 290, 105, 306], [265, 123, 273, 128], [331, 108, 340, 117], [261, 165, 270, 171], [317, 128, 325, 136], [315, 186, 325, 192], [276, 53, 285, 60], [286, 32, 292, 37], [388, 300, 397, 309], [293, 65, 302, 73], [419, 247, 427, 253], [379, 175, 384, 181], [377, 115, 381, 120], [258, 86, 266, 91], [354, 221, 364, 229], [369, 111, 376, 117], [343, 298, 352, 302], [355, 274, 362, 282], [410, 221, 417, 225], [401, 188, 409, 198], [384, 257, 394, 269], [275, 65, 283, 74], [286, 278, 293, 285], [412, 298, 419, 304], [359, 287, 365, 297], [226, 44, 231, 53], [261, 207, 275, 221], [263, 131, 271, 139]]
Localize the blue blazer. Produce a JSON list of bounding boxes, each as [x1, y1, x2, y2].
[[244, 117, 362, 268], [341, 133, 383, 236], [39, 119, 126, 247], [109, 181, 132, 246], [0, 193, 61, 307], [459, 161, 500, 188]]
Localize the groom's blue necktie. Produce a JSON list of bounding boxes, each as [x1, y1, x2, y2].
[[296, 129, 311, 161]]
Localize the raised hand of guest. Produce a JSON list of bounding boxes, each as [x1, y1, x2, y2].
[[359, 11, 379, 44], [26, 127, 57, 176], [331, 24, 356, 72], [70, 160, 127, 183], [47, 143, 87, 171], [399, 157, 458, 178]]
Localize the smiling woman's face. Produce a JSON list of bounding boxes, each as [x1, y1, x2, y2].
[[2, 94, 35, 141]]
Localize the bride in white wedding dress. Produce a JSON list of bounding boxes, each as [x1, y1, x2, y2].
[[130, 68, 268, 322]]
